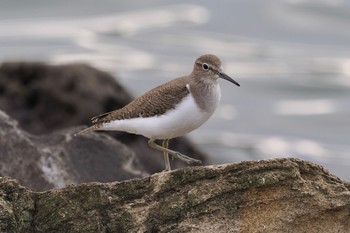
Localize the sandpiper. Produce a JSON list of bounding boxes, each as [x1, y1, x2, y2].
[[75, 54, 240, 171]]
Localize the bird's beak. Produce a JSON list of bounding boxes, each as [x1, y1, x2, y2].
[[219, 72, 240, 87]]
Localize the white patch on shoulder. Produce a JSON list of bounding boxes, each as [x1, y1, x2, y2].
[[186, 84, 190, 91]]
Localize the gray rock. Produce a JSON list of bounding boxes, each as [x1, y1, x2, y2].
[[0, 158, 349, 232], [0, 62, 207, 172], [0, 111, 51, 191], [0, 110, 146, 191]]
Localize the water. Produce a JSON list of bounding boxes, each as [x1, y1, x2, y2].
[[0, 0, 349, 179]]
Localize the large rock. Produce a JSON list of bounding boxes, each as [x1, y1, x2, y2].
[[0, 110, 146, 191], [0, 62, 207, 173], [0, 158, 349, 232], [0, 62, 131, 134]]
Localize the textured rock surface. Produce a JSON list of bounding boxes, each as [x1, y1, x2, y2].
[[0, 62, 207, 173], [0, 110, 146, 191], [0, 158, 349, 232]]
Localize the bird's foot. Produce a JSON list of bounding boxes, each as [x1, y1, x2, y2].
[[171, 152, 202, 165]]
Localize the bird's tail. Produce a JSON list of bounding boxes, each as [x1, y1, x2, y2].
[[74, 125, 99, 136]]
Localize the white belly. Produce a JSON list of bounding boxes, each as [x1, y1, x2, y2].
[[99, 93, 217, 139]]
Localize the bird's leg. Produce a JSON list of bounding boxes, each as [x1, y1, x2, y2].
[[148, 139, 202, 165], [162, 139, 171, 171]]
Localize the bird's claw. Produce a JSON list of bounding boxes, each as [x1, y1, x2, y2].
[[173, 152, 202, 165]]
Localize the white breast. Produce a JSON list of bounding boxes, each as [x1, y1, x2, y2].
[[99, 92, 218, 139]]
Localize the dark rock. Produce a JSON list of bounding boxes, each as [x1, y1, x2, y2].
[[0, 158, 349, 232], [0, 62, 208, 173], [0, 110, 146, 191], [0, 62, 131, 134]]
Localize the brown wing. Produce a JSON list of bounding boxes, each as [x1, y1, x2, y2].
[[91, 76, 190, 125]]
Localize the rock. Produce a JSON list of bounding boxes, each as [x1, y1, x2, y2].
[[0, 110, 146, 191], [0, 62, 208, 172], [0, 62, 131, 134], [0, 158, 349, 232]]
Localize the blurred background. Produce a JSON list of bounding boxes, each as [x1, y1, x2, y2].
[[0, 0, 349, 179]]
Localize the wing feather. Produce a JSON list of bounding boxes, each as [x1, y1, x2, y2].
[[92, 76, 189, 125]]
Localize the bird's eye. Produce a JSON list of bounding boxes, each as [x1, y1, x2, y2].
[[202, 63, 209, 70]]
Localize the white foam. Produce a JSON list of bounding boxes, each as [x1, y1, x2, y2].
[[274, 99, 337, 115]]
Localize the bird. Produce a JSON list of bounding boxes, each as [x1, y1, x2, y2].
[[75, 54, 240, 171]]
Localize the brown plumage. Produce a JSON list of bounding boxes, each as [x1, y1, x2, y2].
[[75, 76, 191, 135], [93, 76, 190, 123]]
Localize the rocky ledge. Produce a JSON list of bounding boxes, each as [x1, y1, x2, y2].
[[1, 158, 349, 232]]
